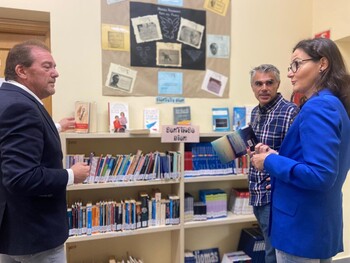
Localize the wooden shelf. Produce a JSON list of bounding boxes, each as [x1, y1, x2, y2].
[[184, 174, 247, 183], [66, 224, 181, 243], [67, 179, 181, 191], [184, 212, 256, 229]]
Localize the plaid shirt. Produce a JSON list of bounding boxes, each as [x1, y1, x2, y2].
[[249, 93, 298, 206]]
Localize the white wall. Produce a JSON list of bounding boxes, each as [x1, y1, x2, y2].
[[313, 0, 350, 41], [0, 0, 312, 132]]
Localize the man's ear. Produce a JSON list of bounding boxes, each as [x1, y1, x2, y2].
[[15, 65, 27, 80]]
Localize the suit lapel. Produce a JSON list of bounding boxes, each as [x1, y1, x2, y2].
[[1, 83, 60, 141]]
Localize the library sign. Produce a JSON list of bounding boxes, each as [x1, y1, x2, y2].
[[161, 125, 199, 143]]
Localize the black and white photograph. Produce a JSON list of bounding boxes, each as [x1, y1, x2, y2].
[[131, 15, 162, 44], [177, 18, 204, 49], [156, 42, 182, 67]]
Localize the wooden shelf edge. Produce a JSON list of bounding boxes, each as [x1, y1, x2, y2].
[[184, 213, 256, 229], [66, 224, 181, 243], [184, 174, 247, 183], [67, 179, 181, 191]]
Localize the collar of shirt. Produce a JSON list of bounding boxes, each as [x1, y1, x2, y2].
[[6, 80, 43, 105], [258, 93, 283, 114]]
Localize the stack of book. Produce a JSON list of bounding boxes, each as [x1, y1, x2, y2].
[[184, 251, 196, 263], [228, 188, 253, 215], [184, 192, 194, 222], [222, 251, 252, 263], [193, 202, 207, 221], [199, 189, 227, 219]]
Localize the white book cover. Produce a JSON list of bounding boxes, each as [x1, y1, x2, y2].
[[143, 108, 160, 133], [108, 102, 129, 133]]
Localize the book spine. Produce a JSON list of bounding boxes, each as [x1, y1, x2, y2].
[[86, 202, 92, 235]]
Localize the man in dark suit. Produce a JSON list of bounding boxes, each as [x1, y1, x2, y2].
[[0, 40, 90, 263]]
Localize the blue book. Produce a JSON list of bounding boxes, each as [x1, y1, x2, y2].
[[233, 107, 246, 130], [86, 203, 92, 235], [193, 247, 220, 263], [212, 107, 230, 131]]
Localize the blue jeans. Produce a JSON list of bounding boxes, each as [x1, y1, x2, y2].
[[254, 204, 276, 263], [276, 249, 332, 263], [0, 245, 66, 263]]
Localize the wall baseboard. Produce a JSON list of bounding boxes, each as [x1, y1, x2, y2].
[[334, 257, 350, 263]]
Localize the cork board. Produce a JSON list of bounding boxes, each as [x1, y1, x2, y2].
[[101, 0, 231, 98]]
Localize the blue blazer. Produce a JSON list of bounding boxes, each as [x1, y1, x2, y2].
[[0, 83, 69, 255], [264, 89, 350, 258]]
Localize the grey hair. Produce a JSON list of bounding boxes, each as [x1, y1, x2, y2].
[[250, 64, 280, 86]]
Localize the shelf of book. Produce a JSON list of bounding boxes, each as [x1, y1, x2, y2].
[[61, 132, 183, 263], [67, 179, 181, 191], [66, 224, 181, 243], [183, 134, 255, 261], [60, 132, 256, 263], [184, 212, 256, 229]]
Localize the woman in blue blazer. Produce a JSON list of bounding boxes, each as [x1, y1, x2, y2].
[[251, 38, 350, 262]]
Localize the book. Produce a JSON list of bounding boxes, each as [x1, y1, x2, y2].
[[238, 227, 265, 263], [211, 125, 258, 163], [173, 106, 191, 125], [233, 106, 246, 130], [143, 108, 160, 133], [212, 107, 230, 131], [108, 102, 129, 133], [75, 101, 90, 133], [192, 247, 220, 263], [222, 251, 251, 263]]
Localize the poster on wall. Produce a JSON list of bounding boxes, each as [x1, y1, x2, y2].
[[129, 1, 206, 70]]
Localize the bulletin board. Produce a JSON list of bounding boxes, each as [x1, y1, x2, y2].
[[101, 0, 231, 98]]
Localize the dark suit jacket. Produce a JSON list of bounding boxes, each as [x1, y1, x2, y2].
[[0, 83, 69, 255], [265, 89, 350, 259]]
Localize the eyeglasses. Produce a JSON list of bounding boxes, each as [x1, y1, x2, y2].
[[288, 59, 313, 73], [252, 79, 275, 88]]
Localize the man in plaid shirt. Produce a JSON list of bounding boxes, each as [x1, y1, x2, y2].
[[249, 64, 298, 263]]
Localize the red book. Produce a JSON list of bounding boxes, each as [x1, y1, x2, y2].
[[184, 151, 193, 171]]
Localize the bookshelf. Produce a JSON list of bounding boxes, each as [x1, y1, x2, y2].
[[61, 132, 257, 263]]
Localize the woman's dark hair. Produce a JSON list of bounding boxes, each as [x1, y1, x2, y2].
[[4, 39, 50, 81], [293, 38, 350, 116]]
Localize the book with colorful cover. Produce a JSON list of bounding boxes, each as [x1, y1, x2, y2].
[[211, 125, 258, 163], [173, 106, 191, 125], [212, 107, 230, 131], [75, 101, 90, 133], [143, 107, 160, 133], [108, 102, 129, 133]]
